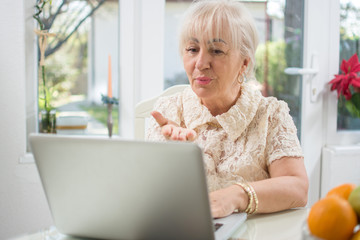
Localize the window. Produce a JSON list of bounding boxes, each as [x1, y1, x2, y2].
[[34, 0, 119, 136], [324, 0, 360, 145], [337, 0, 360, 130]]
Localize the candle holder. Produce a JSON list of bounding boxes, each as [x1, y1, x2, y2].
[[101, 95, 119, 138]]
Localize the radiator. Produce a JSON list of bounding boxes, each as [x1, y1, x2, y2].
[[321, 145, 360, 198]]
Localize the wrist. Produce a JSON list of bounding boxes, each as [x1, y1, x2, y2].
[[231, 184, 249, 212], [235, 182, 258, 214]]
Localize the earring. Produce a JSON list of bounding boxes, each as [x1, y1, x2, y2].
[[237, 74, 245, 84]]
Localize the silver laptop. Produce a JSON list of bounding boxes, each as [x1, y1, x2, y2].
[[29, 134, 246, 240]]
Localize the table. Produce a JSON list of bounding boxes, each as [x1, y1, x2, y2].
[[233, 208, 309, 240], [12, 208, 309, 240]]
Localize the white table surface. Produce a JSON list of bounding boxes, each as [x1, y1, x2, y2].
[[11, 208, 309, 240], [233, 208, 309, 240]]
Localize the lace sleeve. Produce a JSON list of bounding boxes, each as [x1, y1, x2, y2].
[[145, 94, 182, 142], [265, 100, 303, 165]]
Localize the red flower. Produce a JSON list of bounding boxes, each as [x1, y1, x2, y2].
[[352, 77, 360, 89], [329, 53, 360, 100]]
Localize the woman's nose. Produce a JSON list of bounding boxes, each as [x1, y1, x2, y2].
[[195, 50, 211, 70]]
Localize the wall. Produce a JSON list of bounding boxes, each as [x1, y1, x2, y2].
[[0, 0, 52, 238]]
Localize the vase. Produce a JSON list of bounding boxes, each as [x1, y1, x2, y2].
[[40, 109, 57, 133]]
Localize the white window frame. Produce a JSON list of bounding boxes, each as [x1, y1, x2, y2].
[[24, 0, 39, 154], [118, 0, 165, 139], [301, 0, 330, 205], [324, 0, 360, 145]]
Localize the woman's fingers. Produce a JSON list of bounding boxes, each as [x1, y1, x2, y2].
[[160, 125, 181, 140], [186, 130, 197, 141], [151, 111, 197, 141], [178, 131, 188, 141], [151, 111, 169, 127], [161, 126, 196, 141], [171, 127, 197, 141], [161, 125, 173, 138], [170, 127, 181, 140]]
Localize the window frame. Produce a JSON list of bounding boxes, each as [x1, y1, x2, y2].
[[118, 0, 165, 139], [25, 0, 39, 153], [324, 0, 360, 145]]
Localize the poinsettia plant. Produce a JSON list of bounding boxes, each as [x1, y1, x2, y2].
[[329, 53, 360, 118]]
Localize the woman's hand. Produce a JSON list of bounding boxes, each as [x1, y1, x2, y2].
[[151, 111, 197, 141], [209, 185, 247, 218]]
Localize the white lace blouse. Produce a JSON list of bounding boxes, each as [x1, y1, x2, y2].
[[146, 83, 303, 192]]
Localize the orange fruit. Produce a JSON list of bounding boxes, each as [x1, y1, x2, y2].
[[351, 230, 360, 240], [308, 195, 357, 240], [327, 183, 357, 200]]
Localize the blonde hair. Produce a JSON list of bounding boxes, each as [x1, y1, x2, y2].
[[179, 0, 259, 78]]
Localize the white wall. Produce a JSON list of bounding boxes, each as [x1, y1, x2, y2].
[[0, 0, 52, 239]]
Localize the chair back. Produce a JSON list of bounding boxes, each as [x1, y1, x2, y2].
[[134, 84, 189, 140]]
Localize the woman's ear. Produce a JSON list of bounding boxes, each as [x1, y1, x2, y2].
[[239, 58, 249, 75], [242, 58, 250, 69]]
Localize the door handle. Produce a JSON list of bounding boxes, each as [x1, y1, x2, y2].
[[284, 67, 318, 75], [284, 53, 320, 103]]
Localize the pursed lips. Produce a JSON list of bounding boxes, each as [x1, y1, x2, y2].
[[195, 76, 212, 85]]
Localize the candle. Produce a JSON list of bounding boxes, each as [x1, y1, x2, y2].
[[108, 55, 112, 98]]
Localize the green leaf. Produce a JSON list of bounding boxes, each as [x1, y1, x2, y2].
[[345, 93, 360, 118], [351, 92, 360, 109]]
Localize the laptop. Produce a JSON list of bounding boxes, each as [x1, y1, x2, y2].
[[29, 134, 246, 240]]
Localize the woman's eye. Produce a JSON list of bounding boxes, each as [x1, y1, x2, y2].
[[212, 49, 224, 55], [186, 47, 198, 53]]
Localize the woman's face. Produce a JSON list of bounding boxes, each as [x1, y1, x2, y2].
[[182, 35, 247, 104]]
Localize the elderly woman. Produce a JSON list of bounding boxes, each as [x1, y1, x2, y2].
[[147, 0, 308, 218]]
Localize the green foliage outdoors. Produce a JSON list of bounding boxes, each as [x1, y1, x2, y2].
[[255, 40, 301, 110], [255, 40, 301, 133], [255, 40, 287, 95], [36, 0, 109, 134], [45, 30, 88, 108], [79, 104, 119, 135]]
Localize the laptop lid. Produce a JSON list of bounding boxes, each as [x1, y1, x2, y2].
[[30, 134, 246, 240]]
